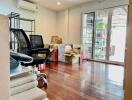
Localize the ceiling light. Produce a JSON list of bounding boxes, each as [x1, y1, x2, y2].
[[57, 1, 61, 6]]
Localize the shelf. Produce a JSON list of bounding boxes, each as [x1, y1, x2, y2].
[[15, 18, 35, 22]]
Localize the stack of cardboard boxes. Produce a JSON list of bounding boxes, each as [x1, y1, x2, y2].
[[64, 47, 80, 64], [50, 36, 80, 64]]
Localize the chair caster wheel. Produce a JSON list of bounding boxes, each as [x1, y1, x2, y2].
[[37, 74, 48, 89]]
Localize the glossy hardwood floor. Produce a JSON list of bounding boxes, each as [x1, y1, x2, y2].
[[40, 61, 124, 100]]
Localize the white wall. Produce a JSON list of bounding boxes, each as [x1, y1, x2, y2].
[[56, 7, 81, 44], [57, 9, 71, 43], [68, 7, 81, 44], [56, 10, 66, 43], [56, 0, 129, 44], [0, 0, 57, 44], [36, 6, 57, 43], [0, 15, 10, 100]]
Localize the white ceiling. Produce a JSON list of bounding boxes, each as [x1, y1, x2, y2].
[[30, 0, 94, 11]]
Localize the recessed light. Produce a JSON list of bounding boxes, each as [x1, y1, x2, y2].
[[57, 1, 61, 6]]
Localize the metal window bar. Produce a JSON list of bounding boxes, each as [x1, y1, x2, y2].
[[9, 12, 36, 52]]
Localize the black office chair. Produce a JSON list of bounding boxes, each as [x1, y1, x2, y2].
[[29, 35, 51, 63], [10, 28, 50, 66], [10, 28, 50, 88]]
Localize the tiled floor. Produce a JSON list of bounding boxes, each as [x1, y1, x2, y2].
[[41, 61, 124, 100]]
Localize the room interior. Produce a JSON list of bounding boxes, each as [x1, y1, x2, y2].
[[0, 0, 132, 100]]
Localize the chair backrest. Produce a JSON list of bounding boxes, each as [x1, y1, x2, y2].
[[10, 29, 31, 55], [30, 35, 44, 49]]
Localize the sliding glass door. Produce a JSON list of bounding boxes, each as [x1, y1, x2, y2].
[[94, 10, 109, 60], [81, 12, 95, 59], [109, 7, 127, 63], [81, 6, 128, 64]]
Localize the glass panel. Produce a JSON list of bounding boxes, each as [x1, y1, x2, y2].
[[109, 7, 127, 63], [81, 12, 94, 59], [94, 10, 108, 60]]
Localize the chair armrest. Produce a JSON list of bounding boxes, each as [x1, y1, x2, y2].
[[28, 48, 50, 55]]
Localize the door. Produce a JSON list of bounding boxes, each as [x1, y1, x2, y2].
[[81, 12, 95, 60], [109, 7, 128, 63], [94, 10, 109, 60]]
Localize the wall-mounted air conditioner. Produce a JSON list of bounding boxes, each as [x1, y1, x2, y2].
[[17, 0, 38, 12]]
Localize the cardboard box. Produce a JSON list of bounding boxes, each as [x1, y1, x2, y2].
[[51, 36, 62, 44], [65, 54, 80, 64]]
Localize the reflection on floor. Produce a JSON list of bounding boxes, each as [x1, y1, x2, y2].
[[41, 61, 124, 100]]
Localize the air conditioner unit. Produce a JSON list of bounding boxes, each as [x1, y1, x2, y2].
[[17, 0, 38, 12]]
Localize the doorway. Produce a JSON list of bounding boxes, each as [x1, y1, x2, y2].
[[81, 6, 128, 65]]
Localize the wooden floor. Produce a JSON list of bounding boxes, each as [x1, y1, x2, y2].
[[40, 61, 124, 100]]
